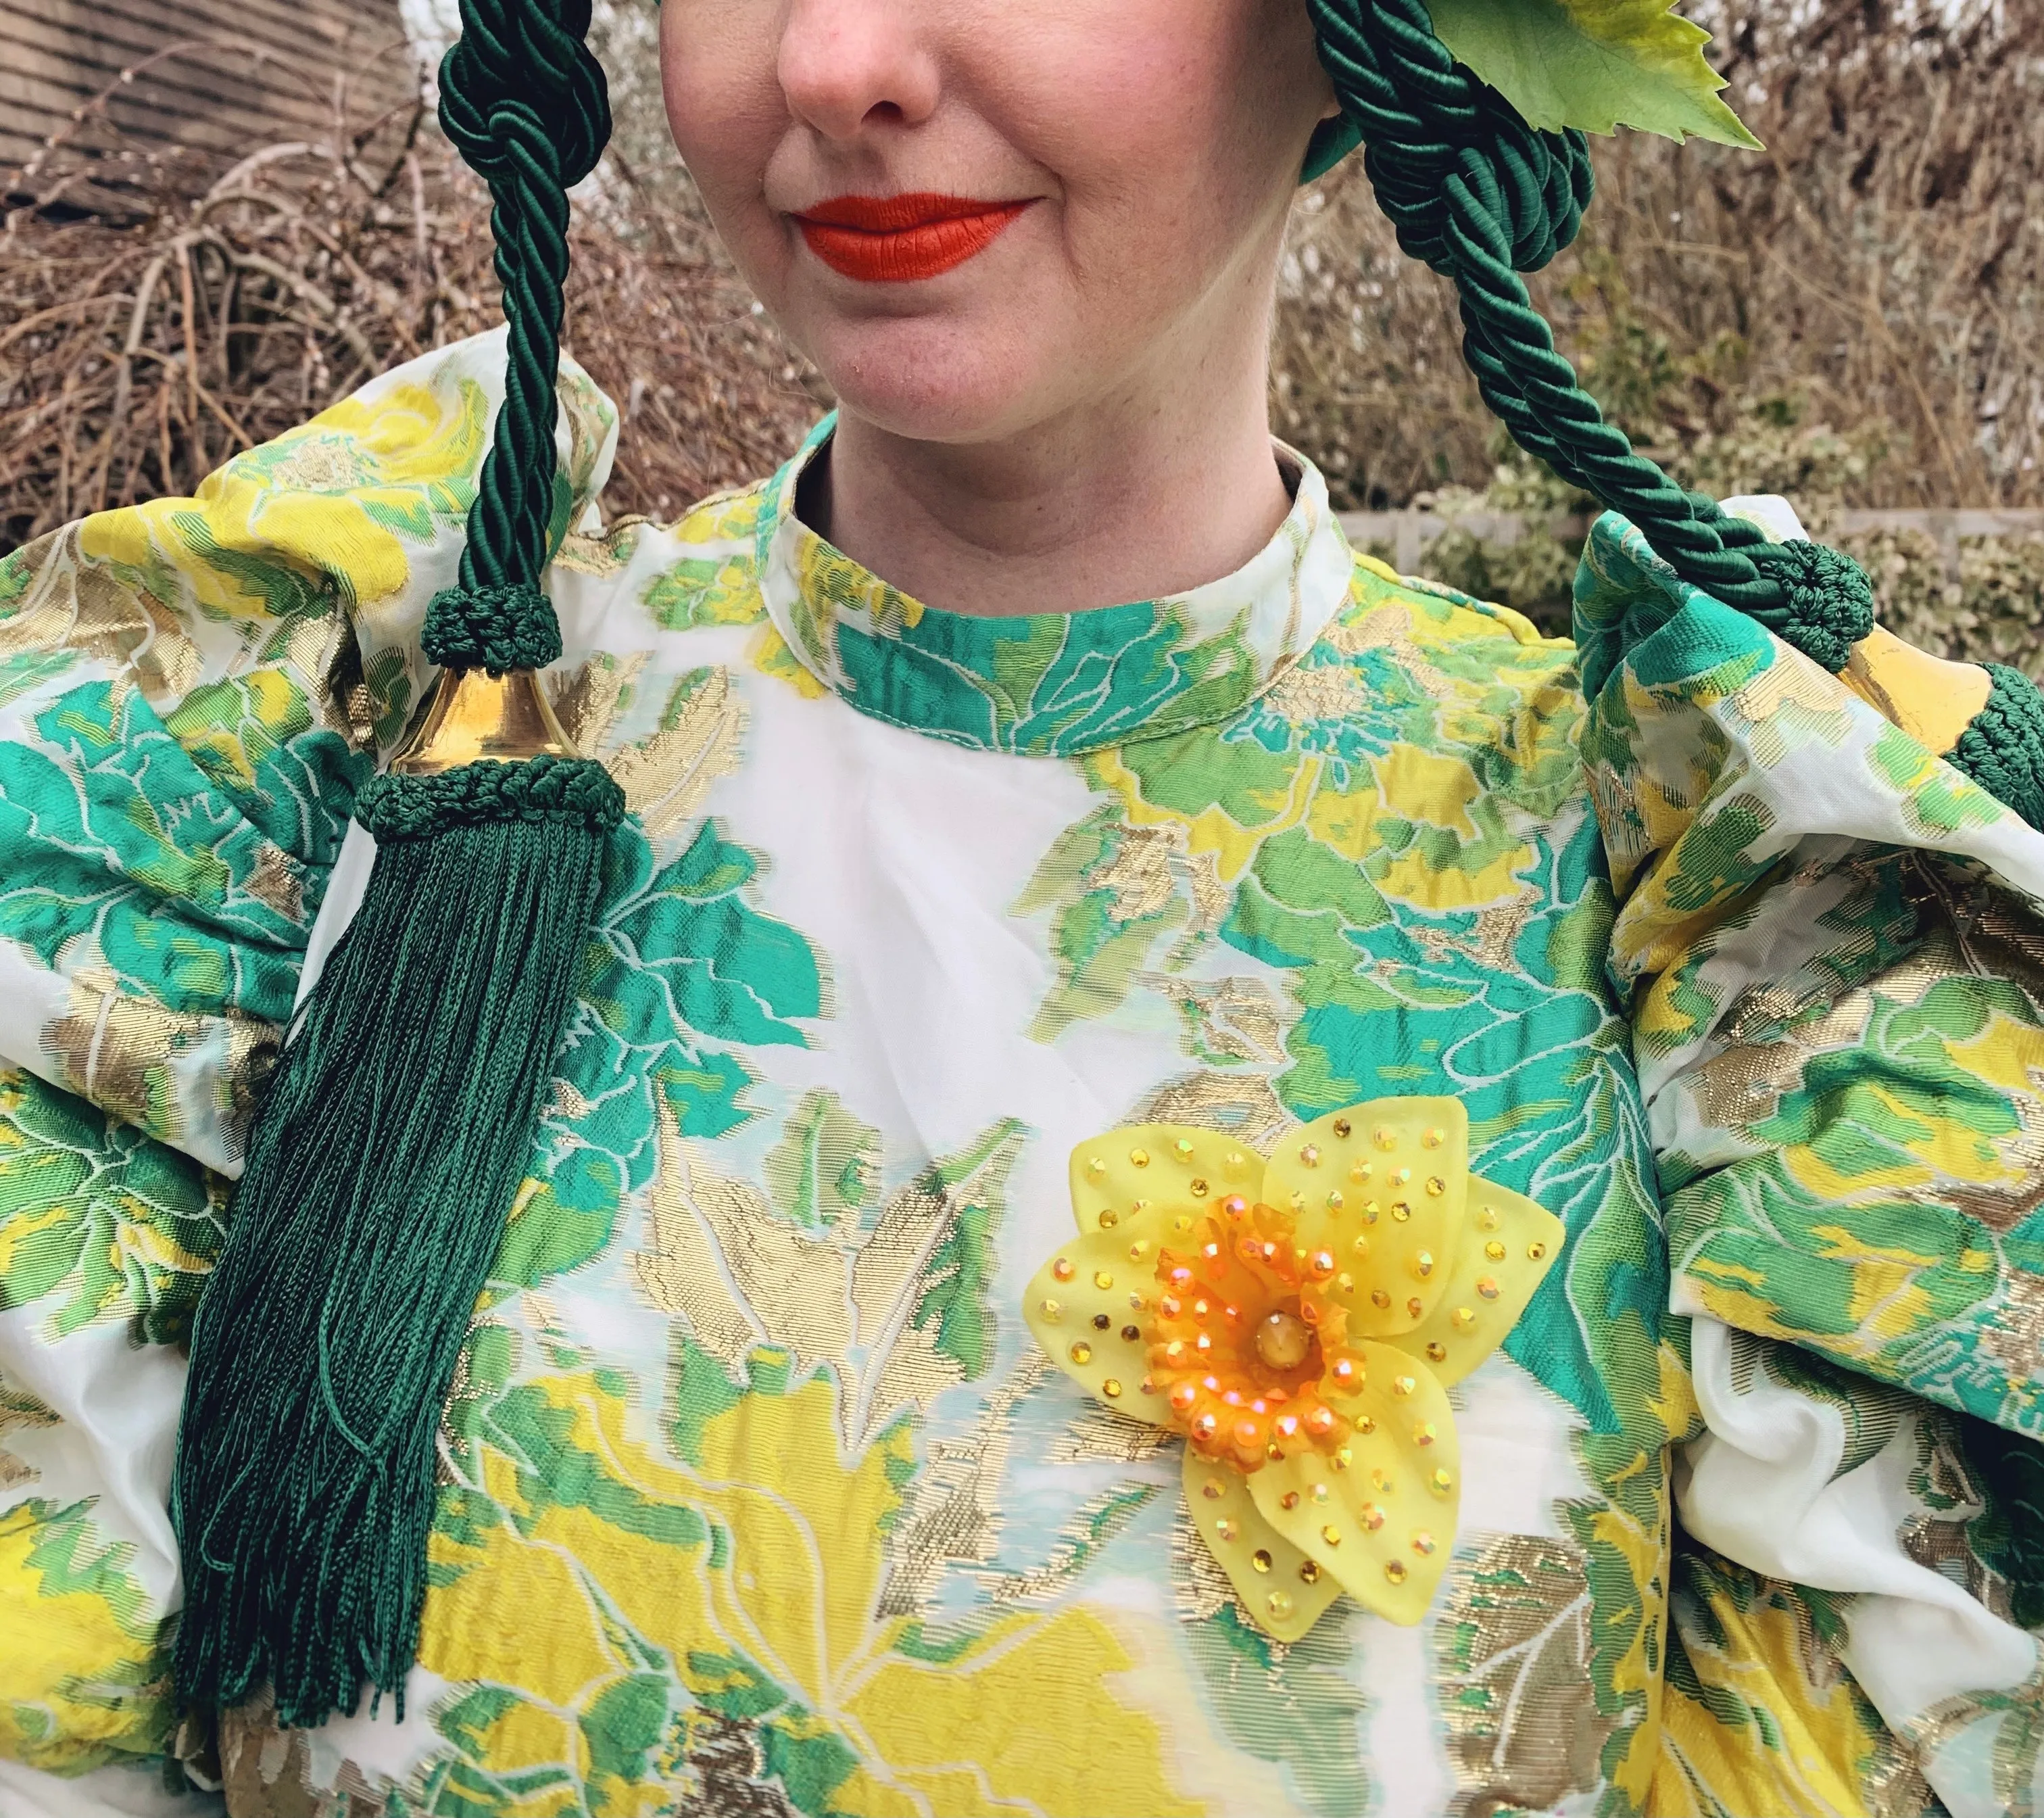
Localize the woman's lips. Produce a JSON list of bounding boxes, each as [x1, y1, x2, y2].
[[794, 193, 1032, 283]]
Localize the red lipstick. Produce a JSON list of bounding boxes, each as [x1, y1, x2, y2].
[[795, 193, 1031, 283]]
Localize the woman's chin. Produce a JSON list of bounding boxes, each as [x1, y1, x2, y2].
[[797, 308, 1085, 448]]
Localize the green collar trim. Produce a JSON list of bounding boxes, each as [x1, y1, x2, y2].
[[756, 416, 1355, 758]]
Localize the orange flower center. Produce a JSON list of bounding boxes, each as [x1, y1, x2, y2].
[[1146, 1196, 1360, 1471]]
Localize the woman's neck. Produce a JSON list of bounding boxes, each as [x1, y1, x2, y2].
[[804, 325, 1294, 621]]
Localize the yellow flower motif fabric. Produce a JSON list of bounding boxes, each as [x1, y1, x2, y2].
[[1023, 1099, 1562, 1638], [7, 333, 2044, 1818]]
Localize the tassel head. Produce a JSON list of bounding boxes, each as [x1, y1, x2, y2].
[[392, 665, 579, 775]]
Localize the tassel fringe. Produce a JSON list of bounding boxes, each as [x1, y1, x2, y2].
[[172, 758, 623, 1726]]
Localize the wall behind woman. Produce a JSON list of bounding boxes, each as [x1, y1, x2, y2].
[[1, 0, 420, 211]]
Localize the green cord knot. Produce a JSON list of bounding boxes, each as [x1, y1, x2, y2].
[[439, 0, 608, 192], [423, 584, 564, 676], [1746, 540, 1876, 674], [1950, 664, 2044, 832], [357, 756, 627, 843]]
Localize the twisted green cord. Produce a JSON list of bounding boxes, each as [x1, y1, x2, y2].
[[1306, 0, 1850, 642], [438, 0, 610, 598]]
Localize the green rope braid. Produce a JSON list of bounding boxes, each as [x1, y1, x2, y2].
[[170, 0, 626, 1728], [1951, 665, 2044, 833], [438, 0, 610, 594], [1305, 0, 1874, 664]]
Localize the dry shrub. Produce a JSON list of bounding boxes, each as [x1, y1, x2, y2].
[[1, 91, 819, 556]]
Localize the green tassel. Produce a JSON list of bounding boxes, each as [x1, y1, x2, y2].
[[171, 757, 623, 1725], [170, 0, 616, 1725]]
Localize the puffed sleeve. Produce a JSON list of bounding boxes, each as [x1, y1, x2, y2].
[[0, 328, 617, 1785], [1577, 499, 2044, 1815]]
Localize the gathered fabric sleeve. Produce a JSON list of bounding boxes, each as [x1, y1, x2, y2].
[[0, 329, 617, 1783], [1577, 500, 2044, 1817]]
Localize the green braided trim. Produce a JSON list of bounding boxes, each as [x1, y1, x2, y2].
[[423, 584, 565, 676], [357, 755, 626, 843], [1949, 664, 2044, 833]]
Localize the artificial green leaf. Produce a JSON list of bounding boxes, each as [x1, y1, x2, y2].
[[1424, 0, 1761, 148]]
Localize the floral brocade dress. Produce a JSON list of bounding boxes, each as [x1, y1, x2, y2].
[[4, 329, 2044, 1818]]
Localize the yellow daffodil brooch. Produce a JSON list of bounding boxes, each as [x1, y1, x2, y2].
[[1022, 1099, 1563, 1640]]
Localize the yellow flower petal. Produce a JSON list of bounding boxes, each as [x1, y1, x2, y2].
[[1179, 1446, 1340, 1642], [1069, 1124, 1258, 1237], [1391, 1174, 1566, 1386], [1022, 1218, 1173, 1424], [1247, 1341, 1460, 1625], [1263, 1098, 1469, 1339]]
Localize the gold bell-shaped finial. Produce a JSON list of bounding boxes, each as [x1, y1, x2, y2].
[[389, 667, 580, 776]]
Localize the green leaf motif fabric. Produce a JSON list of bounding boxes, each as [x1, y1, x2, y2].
[[2, 333, 2043, 1818]]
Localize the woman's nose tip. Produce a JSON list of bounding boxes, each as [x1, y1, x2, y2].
[[778, 3, 940, 141]]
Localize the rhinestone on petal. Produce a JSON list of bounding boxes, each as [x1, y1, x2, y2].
[[1202, 1477, 1226, 1500], [1053, 1258, 1075, 1281], [1320, 1525, 1342, 1548], [1088, 1156, 1108, 1176], [1528, 1240, 1549, 1260], [1298, 1559, 1322, 1585], [1102, 1379, 1122, 1398], [1412, 1531, 1436, 1556], [1385, 1559, 1409, 1584], [1070, 1343, 1092, 1364], [1267, 1589, 1294, 1619], [1478, 1277, 1501, 1301], [1130, 1148, 1150, 1168], [1252, 1550, 1273, 1574], [1485, 1241, 1506, 1262], [1215, 1516, 1239, 1541], [1039, 1299, 1063, 1322], [1094, 1270, 1115, 1291], [1173, 1138, 1195, 1161]]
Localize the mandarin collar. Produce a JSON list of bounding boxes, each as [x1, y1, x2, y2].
[[755, 416, 1355, 757]]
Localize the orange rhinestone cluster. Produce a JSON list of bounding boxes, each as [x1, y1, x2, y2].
[[1146, 1195, 1363, 1471]]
